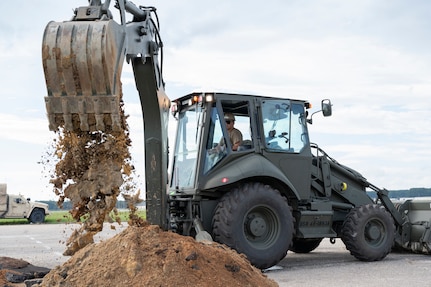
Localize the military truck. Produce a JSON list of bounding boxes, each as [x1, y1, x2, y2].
[[41, 0, 431, 269], [0, 183, 49, 223]]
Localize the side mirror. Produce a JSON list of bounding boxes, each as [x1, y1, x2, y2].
[[307, 99, 333, 124], [321, 99, 332, 117]]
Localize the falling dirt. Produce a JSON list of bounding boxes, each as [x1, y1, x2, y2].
[[38, 224, 277, 287], [46, 92, 137, 256]]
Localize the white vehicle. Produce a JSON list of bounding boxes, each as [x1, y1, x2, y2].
[[0, 183, 49, 223]]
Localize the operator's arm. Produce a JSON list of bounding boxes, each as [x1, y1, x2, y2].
[[230, 129, 243, 151]]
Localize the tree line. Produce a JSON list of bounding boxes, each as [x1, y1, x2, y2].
[[368, 187, 431, 199], [39, 200, 146, 211]]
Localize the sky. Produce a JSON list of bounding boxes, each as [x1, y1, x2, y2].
[[0, 0, 430, 200]]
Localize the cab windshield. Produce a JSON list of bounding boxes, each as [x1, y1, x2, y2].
[[171, 105, 203, 189]]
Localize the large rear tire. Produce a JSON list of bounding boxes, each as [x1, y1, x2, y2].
[[212, 182, 294, 269], [341, 204, 395, 261]]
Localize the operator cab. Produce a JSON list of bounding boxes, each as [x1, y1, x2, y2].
[[170, 93, 255, 191], [170, 92, 316, 195]]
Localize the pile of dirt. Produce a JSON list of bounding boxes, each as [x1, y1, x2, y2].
[[39, 224, 277, 287]]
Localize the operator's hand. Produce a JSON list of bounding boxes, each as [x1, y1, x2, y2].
[[209, 145, 225, 155], [208, 148, 217, 155], [232, 141, 241, 151]]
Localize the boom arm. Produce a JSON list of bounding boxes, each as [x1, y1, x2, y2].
[[42, 0, 169, 228]]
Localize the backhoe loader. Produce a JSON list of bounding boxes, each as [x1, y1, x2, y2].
[[42, 0, 431, 269]]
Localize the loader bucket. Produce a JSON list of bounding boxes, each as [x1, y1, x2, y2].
[[42, 19, 126, 132], [395, 199, 431, 254]]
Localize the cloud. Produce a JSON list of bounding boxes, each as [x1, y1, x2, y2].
[[315, 139, 431, 190], [0, 114, 53, 145], [170, 28, 427, 87]]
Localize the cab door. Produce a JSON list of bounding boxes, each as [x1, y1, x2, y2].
[[9, 195, 28, 218], [260, 99, 312, 199]]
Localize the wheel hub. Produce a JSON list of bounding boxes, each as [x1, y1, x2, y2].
[[366, 224, 381, 240], [247, 215, 267, 237]]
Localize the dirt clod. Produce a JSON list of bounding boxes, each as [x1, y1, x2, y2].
[[39, 225, 277, 287]]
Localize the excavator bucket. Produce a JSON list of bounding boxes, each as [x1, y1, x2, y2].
[[42, 2, 170, 230], [42, 19, 126, 132], [395, 199, 431, 253]]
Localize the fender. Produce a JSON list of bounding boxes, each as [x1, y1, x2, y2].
[[200, 153, 300, 199]]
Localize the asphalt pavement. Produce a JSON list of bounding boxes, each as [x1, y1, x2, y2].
[[1, 224, 429, 286]]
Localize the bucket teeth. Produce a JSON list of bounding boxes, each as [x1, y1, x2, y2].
[[95, 114, 105, 131], [63, 114, 73, 131], [78, 100, 89, 131], [47, 113, 57, 131], [79, 114, 90, 131], [111, 114, 122, 132]]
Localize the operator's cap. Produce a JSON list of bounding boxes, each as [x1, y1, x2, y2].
[[224, 112, 235, 121]]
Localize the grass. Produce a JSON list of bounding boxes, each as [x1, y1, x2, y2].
[[0, 209, 146, 225], [0, 218, 29, 225]]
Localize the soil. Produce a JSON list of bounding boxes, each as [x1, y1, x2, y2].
[[38, 224, 277, 287]]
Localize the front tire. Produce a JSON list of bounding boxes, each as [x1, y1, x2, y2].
[[212, 182, 294, 269], [29, 209, 45, 224], [341, 204, 395, 261]]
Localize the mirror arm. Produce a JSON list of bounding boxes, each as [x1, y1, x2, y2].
[[307, 109, 322, 124]]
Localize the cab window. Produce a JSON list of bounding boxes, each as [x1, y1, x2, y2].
[[261, 100, 308, 153], [203, 99, 254, 173]]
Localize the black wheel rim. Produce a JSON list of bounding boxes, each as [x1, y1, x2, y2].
[[364, 218, 386, 247], [32, 212, 43, 223], [243, 205, 280, 249]]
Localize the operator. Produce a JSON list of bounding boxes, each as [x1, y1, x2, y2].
[[210, 112, 243, 154], [221, 112, 243, 151]]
